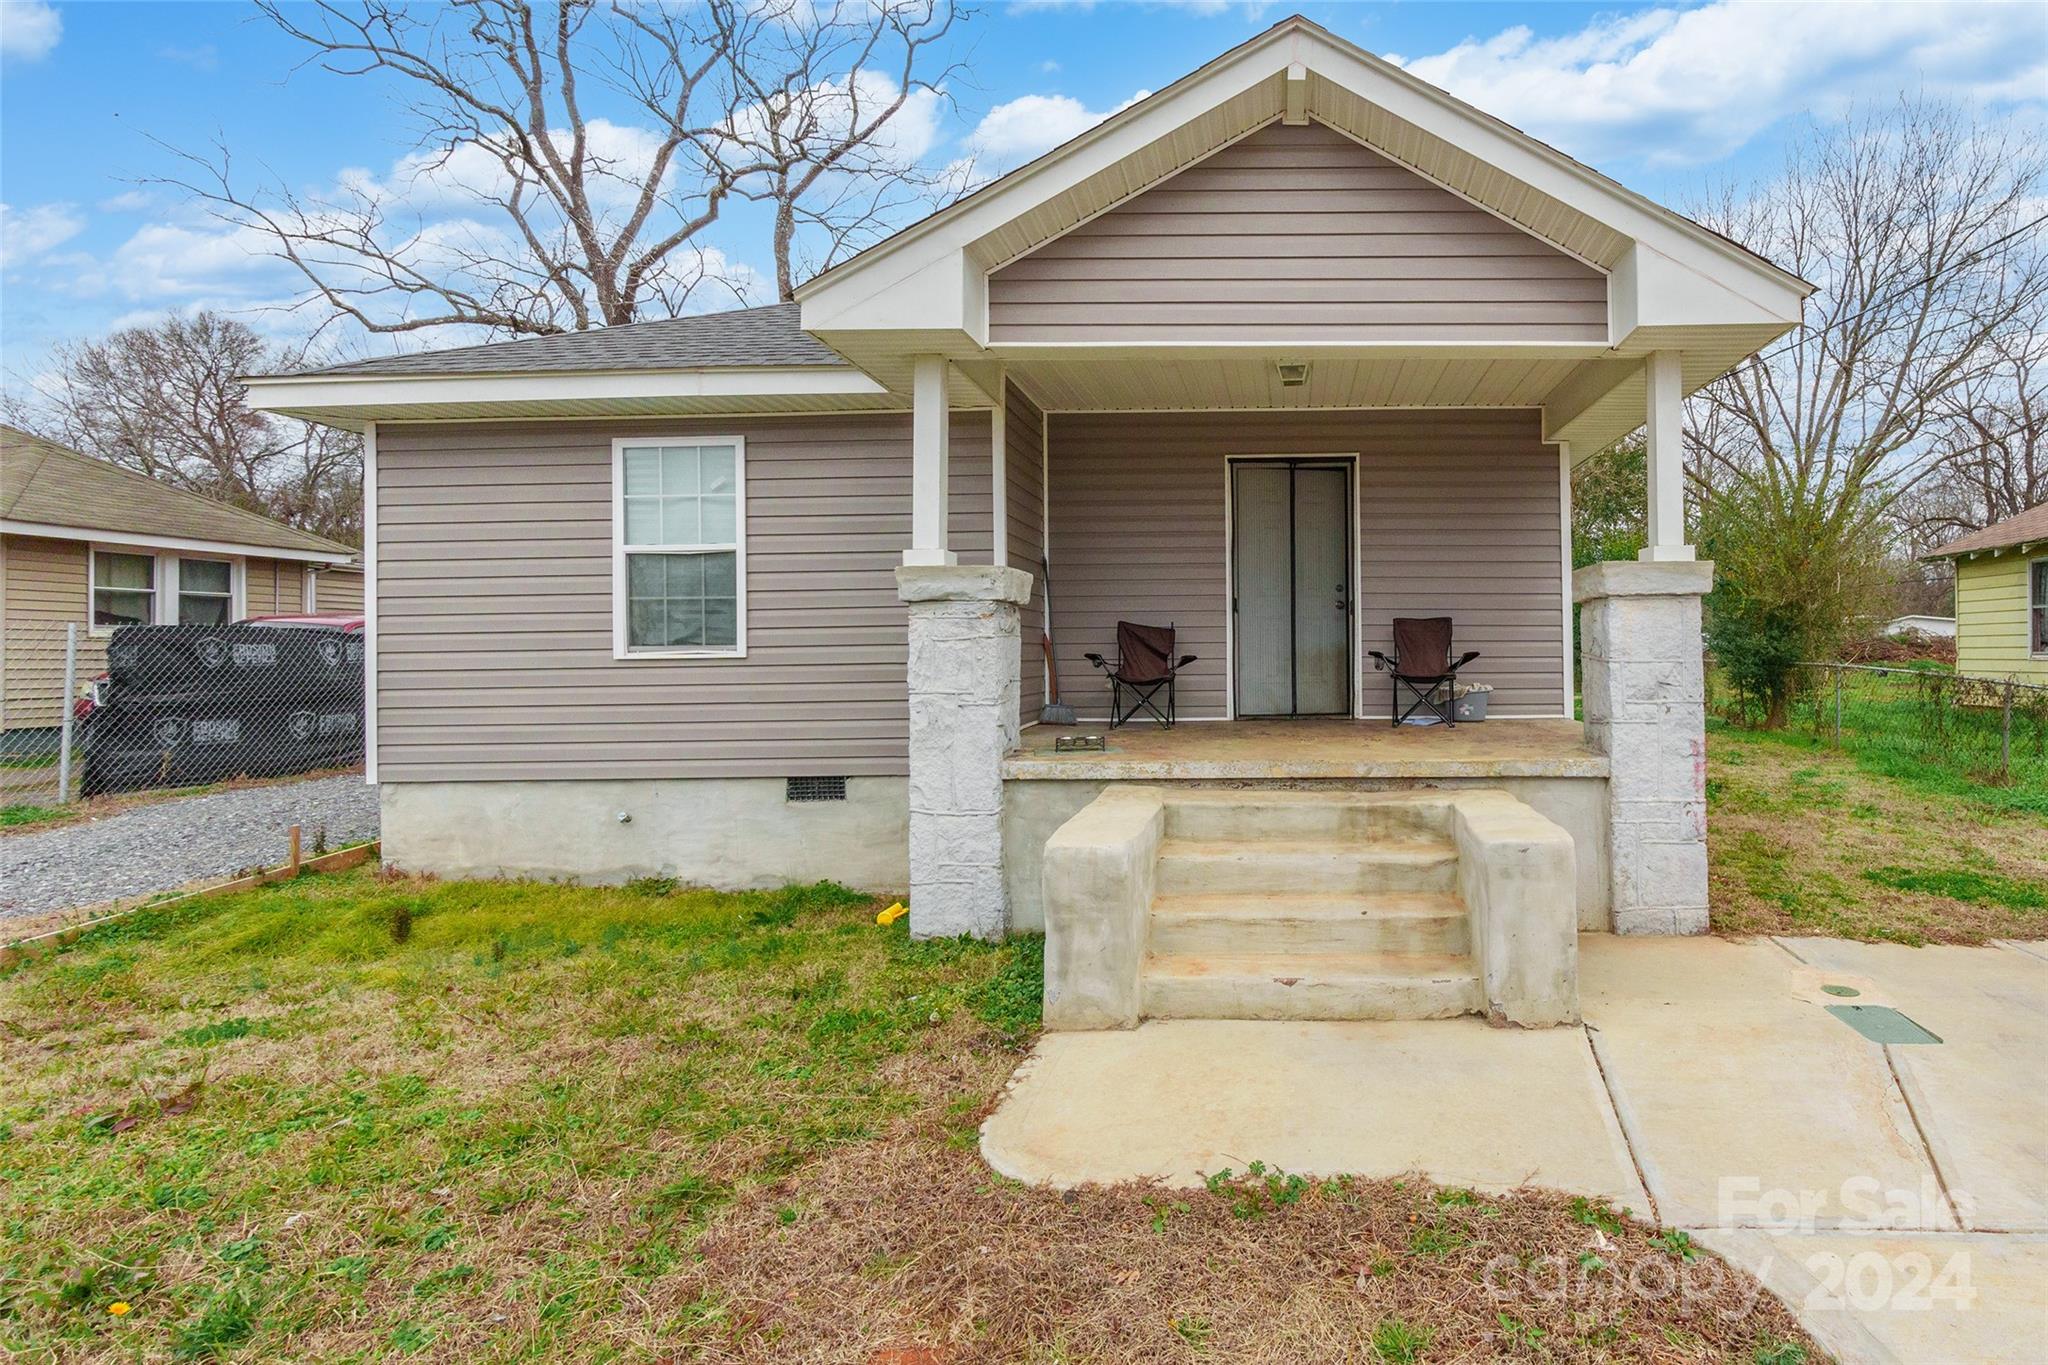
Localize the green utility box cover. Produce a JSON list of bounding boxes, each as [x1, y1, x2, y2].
[[1826, 1004, 1942, 1045]]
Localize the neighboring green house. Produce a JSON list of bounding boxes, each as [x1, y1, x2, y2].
[[1926, 502, 2048, 684]]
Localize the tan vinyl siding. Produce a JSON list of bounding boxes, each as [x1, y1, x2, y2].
[[316, 567, 365, 613], [373, 413, 991, 782], [1006, 383, 1047, 726], [1046, 409, 1567, 719], [1, 535, 104, 729], [989, 121, 1607, 345], [1954, 552, 2048, 683]]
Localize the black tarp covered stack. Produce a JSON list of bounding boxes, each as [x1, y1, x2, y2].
[[82, 623, 366, 796]]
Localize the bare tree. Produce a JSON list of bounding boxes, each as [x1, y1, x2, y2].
[[158, 0, 966, 339], [1900, 310, 2048, 541], [7, 313, 364, 545], [1689, 96, 2047, 516], [1681, 97, 2046, 718]]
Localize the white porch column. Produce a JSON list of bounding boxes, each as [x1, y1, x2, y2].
[[1639, 350, 1694, 562], [1574, 559, 1715, 934], [904, 355, 956, 567], [897, 563, 1033, 940]]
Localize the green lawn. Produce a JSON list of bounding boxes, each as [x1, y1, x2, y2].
[[1, 871, 1819, 1363], [1708, 724, 2048, 943]]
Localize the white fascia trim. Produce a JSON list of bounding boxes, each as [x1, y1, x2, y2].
[[4, 519, 353, 565], [244, 366, 888, 415]]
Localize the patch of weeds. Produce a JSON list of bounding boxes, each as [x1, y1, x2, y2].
[[1142, 1195, 1190, 1234], [1863, 865, 2048, 912], [1652, 1228, 1699, 1261], [0, 802, 68, 827], [1497, 1313, 1546, 1349], [1172, 1315, 1212, 1348], [1569, 1197, 1629, 1237], [1407, 1221, 1470, 1257], [1753, 1339, 1810, 1365], [625, 876, 681, 897], [170, 1285, 261, 1359], [171, 1017, 256, 1047], [1432, 1186, 1478, 1208], [1202, 1162, 1312, 1221], [969, 934, 1044, 1041], [389, 1320, 434, 1352], [1371, 1317, 1432, 1363], [218, 1234, 267, 1270]]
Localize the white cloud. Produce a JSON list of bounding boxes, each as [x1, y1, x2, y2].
[[964, 89, 1151, 164], [0, 202, 84, 268], [0, 0, 60, 62], [1390, 1, 2048, 167], [98, 189, 155, 213], [158, 43, 220, 72]]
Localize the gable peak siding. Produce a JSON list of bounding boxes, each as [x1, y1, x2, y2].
[[988, 121, 1607, 346]]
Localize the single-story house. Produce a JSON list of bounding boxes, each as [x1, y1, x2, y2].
[[0, 425, 359, 731], [248, 17, 1811, 1028], [1924, 503, 2047, 683]]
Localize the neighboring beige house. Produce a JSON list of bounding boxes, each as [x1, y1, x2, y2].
[[1925, 502, 2048, 684], [249, 18, 1811, 1028], [0, 425, 358, 729]]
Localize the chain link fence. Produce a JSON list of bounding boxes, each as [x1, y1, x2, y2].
[[1786, 662, 2048, 790], [1, 620, 365, 812]]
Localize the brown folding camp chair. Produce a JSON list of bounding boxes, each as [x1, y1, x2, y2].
[[1369, 616, 1479, 727], [1085, 621, 1197, 728]]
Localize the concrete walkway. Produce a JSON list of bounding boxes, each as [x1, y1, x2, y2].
[[982, 935, 2048, 1364]]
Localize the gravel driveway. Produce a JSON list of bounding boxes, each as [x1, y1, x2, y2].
[[1, 775, 379, 920]]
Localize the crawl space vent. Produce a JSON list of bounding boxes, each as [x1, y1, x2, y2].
[[786, 776, 848, 803]]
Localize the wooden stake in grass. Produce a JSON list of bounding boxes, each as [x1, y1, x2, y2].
[[288, 825, 302, 877]]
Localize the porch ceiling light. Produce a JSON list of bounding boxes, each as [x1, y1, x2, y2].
[[1276, 361, 1311, 388]]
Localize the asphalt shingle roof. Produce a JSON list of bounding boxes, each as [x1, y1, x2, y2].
[[1926, 503, 2048, 559], [282, 302, 843, 378], [0, 425, 356, 557]]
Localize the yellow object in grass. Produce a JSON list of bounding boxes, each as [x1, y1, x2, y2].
[[875, 902, 908, 926], [108, 1303, 132, 1316]]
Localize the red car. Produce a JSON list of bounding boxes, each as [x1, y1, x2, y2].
[[241, 612, 366, 632]]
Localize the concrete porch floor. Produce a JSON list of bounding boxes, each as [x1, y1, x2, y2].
[[1005, 717, 1607, 781], [982, 935, 2048, 1364]]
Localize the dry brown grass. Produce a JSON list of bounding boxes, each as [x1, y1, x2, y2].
[[1, 870, 1824, 1364], [1708, 728, 2048, 944]]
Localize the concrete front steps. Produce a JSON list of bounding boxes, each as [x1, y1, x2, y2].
[[1041, 784, 1580, 1031], [1142, 791, 1483, 1021]]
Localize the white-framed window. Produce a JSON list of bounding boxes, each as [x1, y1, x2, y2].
[[2031, 557, 2046, 656], [90, 549, 156, 632], [612, 436, 746, 659], [177, 556, 235, 625], [88, 548, 246, 634]]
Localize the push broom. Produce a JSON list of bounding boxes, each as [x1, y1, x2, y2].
[[1038, 553, 1078, 725]]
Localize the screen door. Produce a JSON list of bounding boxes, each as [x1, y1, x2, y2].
[[1231, 460, 1352, 716]]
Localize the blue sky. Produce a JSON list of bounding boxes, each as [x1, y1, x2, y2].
[[2, 0, 2043, 387]]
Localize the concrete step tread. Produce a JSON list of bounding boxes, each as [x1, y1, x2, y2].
[[1143, 950, 1479, 982], [1150, 891, 1467, 921], [1157, 836, 1455, 861], [1161, 789, 1460, 807]]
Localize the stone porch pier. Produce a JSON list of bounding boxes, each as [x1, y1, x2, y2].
[[897, 563, 1034, 940]]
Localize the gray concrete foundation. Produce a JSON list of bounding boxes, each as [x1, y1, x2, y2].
[[898, 564, 1034, 940], [379, 777, 910, 891], [1573, 559, 1715, 934]]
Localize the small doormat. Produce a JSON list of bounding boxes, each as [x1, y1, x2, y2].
[[1825, 1004, 1942, 1045]]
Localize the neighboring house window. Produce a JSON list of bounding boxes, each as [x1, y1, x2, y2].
[[178, 557, 235, 625], [614, 438, 745, 658], [91, 551, 155, 630], [2033, 558, 2047, 655]]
